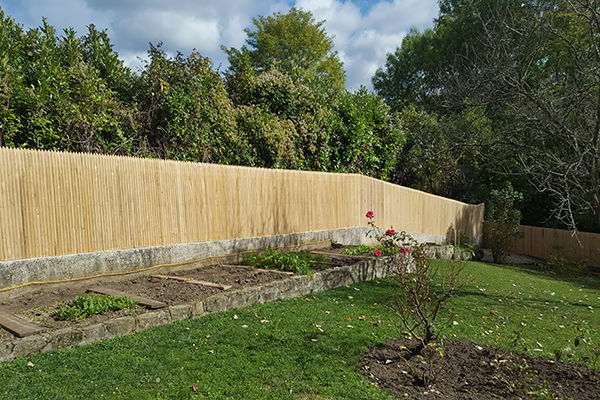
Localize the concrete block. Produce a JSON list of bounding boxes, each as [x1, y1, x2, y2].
[[169, 304, 192, 322], [43, 328, 83, 352], [79, 324, 109, 345], [105, 316, 135, 337], [12, 335, 47, 358], [136, 310, 171, 332]]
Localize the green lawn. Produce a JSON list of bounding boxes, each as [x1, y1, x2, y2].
[[0, 260, 598, 399]]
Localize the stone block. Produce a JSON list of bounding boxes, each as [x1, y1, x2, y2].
[[204, 294, 228, 314], [190, 301, 205, 318], [105, 316, 135, 337], [79, 324, 109, 345], [136, 310, 171, 332], [43, 328, 83, 352], [169, 304, 192, 322], [228, 287, 259, 309], [0, 340, 14, 362], [12, 335, 47, 358]]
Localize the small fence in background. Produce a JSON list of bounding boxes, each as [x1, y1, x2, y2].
[[0, 148, 485, 262], [484, 225, 600, 267]]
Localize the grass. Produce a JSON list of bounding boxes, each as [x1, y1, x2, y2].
[[0, 260, 598, 399]]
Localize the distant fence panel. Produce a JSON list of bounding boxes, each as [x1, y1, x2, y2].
[[483, 225, 600, 267], [0, 148, 484, 261]]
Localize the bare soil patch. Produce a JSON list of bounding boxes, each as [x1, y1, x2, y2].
[[362, 337, 600, 399]]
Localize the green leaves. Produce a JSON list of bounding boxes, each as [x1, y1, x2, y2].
[[53, 294, 138, 320], [231, 7, 346, 91]]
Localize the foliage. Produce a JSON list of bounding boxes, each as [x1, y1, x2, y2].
[[542, 246, 588, 277], [328, 88, 403, 180], [223, 7, 346, 91], [373, 0, 600, 232], [365, 212, 466, 361], [484, 183, 525, 263], [134, 44, 242, 163], [242, 246, 328, 275], [0, 12, 137, 154], [52, 294, 138, 320], [339, 244, 397, 257]]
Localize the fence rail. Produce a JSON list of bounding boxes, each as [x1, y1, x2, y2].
[[484, 225, 600, 267], [0, 148, 484, 261]]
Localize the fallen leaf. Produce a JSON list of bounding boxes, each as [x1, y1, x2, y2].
[[27, 362, 34, 368], [358, 316, 365, 320], [205, 334, 210, 339], [233, 315, 238, 320], [242, 325, 248, 328], [346, 317, 352, 322], [208, 350, 214, 354], [191, 383, 198, 392]]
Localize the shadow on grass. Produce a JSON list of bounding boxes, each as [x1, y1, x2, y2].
[[471, 260, 600, 290]]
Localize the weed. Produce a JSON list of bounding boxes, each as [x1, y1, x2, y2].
[[243, 246, 328, 275], [52, 294, 138, 320], [543, 255, 587, 277]]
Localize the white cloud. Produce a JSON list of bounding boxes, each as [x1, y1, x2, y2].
[[296, 0, 438, 90], [3, 0, 439, 89]]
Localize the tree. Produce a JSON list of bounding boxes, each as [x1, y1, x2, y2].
[[373, 0, 600, 232], [223, 7, 346, 91], [437, 0, 600, 231], [134, 44, 241, 163], [0, 12, 136, 154]]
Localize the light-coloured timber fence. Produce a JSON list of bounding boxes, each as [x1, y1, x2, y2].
[[0, 148, 484, 262], [484, 225, 600, 268]]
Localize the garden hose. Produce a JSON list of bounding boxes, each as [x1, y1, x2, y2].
[[0, 238, 333, 293]]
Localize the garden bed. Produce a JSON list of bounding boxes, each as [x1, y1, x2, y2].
[[0, 247, 370, 339]]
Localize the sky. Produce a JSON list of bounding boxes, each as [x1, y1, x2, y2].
[[1, 0, 439, 91]]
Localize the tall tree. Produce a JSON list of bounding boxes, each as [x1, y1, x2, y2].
[[223, 7, 346, 91], [373, 0, 600, 231]]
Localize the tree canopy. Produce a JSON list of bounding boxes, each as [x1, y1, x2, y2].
[[372, 0, 600, 232], [223, 7, 346, 91]]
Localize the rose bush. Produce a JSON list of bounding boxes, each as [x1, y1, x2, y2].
[[364, 211, 467, 384]]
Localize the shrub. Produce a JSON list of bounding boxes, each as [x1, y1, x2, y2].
[[365, 212, 466, 351], [53, 294, 138, 320], [243, 246, 328, 275], [484, 183, 525, 263]]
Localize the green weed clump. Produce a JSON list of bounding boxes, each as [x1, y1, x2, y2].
[[543, 255, 588, 277], [340, 244, 397, 256], [243, 246, 329, 275], [52, 294, 138, 320]]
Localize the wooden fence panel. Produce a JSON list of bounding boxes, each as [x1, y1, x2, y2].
[[484, 225, 600, 267], [0, 148, 484, 261]]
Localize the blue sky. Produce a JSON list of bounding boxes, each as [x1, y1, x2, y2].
[[1, 0, 439, 90]]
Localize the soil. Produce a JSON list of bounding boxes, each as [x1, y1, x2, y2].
[[362, 250, 600, 399], [0, 246, 368, 341], [361, 337, 600, 399]]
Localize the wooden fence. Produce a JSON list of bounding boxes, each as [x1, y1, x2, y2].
[[484, 225, 600, 267], [0, 148, 485, 261]]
